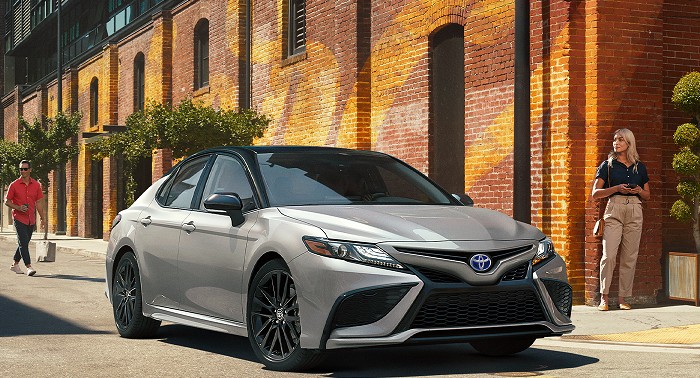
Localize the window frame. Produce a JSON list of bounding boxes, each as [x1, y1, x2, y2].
[[134, 53, 145, 111], [287, 0, 306, 57], [194, 19, 210, 90], [89, 77, 99, 127]]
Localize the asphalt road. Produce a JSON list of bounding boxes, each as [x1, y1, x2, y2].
[[1, 238, 699, 377]]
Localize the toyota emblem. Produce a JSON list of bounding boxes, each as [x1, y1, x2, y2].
[[469, 254, 492, 272]]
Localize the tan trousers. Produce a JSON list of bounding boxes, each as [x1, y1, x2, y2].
[[600, 195, 643, 297]]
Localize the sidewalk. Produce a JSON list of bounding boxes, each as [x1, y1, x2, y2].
[[0, 229, 108, 259], [2, 227, 699, 348]]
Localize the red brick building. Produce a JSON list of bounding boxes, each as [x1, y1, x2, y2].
[[1, 0, 698, 305]]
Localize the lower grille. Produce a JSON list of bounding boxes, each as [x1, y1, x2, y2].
[[542, 279, 573, 317], [411, 289, 546, 328], [333, 285, 413, 328]]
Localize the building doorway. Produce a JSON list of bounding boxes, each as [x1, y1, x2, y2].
[[429, 23, 465, 195]]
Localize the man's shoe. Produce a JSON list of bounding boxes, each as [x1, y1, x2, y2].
[[597, 300, 608, 311], [619, 303, 632, 310], [26, 267, 36, 276], [10, 264, 22, 274]]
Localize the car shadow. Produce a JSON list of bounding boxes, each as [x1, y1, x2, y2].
[[0, 294, 110, 337], [156, 324, 257, 361], [36, 273, 105, 283], [155, 324, 598, 376]]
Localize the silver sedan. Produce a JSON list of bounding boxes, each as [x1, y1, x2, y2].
[[105, 146, 574, 371]]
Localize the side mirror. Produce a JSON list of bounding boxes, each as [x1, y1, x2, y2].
[[452, 193, 474, 207], [204, 193, 244, 226]]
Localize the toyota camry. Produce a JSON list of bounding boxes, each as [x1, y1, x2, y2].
[[105, 146, 574, 371]]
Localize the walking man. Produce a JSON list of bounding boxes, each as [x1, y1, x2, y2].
[[5, 160, 44, 276]]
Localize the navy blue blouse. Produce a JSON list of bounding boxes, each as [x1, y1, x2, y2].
[[595, 159, 649, 196]]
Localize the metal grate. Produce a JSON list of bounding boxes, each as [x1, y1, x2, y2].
[[411, 289, 546, 328], [411, 266, 463, 283], [542, 279, 573, 317]]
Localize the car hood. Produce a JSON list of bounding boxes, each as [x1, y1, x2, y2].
[[277, 205, 544, 243]]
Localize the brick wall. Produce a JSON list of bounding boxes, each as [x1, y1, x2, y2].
[[3, 0, 698, 304], [662, 0, 700, 255]]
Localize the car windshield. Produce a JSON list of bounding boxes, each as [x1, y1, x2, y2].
[[256, 151, 455, 206]]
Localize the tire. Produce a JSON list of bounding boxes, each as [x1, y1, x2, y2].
[[247, 259, 325, 371], [470, 337, 536, 356], [112, 252, 161, 338]]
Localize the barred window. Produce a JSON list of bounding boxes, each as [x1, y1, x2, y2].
[[287, 0, 306, 56]]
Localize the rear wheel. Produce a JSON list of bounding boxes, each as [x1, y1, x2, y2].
[[470, 337, 535, 356], [247, 259, 325, 371], [112, 252, 161, 338]]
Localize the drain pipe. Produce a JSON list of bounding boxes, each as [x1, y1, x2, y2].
[[513, 0, 531, 224]]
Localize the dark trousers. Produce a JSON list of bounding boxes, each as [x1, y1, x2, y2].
[[13, 220, 34, 266]]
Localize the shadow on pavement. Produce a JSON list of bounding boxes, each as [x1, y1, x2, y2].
[[157, 324, 257, 361], [155, 324, 598, 376], [0, 294, 110, 337], [38, 274, 105, 283]]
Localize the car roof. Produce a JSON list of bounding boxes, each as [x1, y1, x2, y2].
[[196, 145, 387, 157]]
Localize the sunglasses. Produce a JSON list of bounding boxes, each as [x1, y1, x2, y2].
[[19, 167, 29, 171]]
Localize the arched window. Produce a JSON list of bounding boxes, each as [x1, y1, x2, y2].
[[90, 77, 99, 127], [429, 24, 465, 195], [134, 53, 145, 111], [194, 19, 209, 89]]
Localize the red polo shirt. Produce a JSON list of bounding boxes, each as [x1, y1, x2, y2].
[[5, 177, 43, 226]]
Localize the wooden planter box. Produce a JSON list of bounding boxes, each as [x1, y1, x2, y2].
[[667, 252, 699, 306]]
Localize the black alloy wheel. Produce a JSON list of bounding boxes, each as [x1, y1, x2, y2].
[[112, 252, 160, 338], [248, 259, 324, 371]]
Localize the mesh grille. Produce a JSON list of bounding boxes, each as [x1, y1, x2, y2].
[[542, 279, 573, 317], [411, 289, 546, 328], [333, 285, 412, 328], [501, 263, 529, 281], [412, 266, 462, 283]]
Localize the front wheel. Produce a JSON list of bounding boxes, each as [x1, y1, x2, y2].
[[470, 337, 536, 356], [112, 252, 161, 338], [247, 259, 325, 371]]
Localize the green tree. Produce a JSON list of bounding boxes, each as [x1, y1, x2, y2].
[[0, 112, 81, 238], [671, 72, 700, 253], [89, 99, 270, 206]]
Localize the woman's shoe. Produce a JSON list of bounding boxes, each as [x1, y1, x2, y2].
[[619, 303, 632, 310], [597, 300, 608, 311]]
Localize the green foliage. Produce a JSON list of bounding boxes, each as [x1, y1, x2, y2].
[[670, 200, 693, 222], [672, 72, 700, 119], [87, 99, 270, 205], [0, 112, 80, 192], [673, 123, 700, 148], [672, 147, 700, 176], [678, 180, 700, 200], [0, 139, 24, 186]]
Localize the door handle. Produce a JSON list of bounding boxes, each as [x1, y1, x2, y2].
[[139, 216, 152, 226], [182, 221, 196, 233]]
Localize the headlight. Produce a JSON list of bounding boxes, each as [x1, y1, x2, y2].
[[303, 237, 404, 270], [110, 214, 122, 231], [533, 237, 555, 266]]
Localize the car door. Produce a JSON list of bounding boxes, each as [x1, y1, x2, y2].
[[176, 153, 259, 322], [135, 155, 210, 309]]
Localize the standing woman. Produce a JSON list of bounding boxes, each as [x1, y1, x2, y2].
[[591, 128, 650, 311]]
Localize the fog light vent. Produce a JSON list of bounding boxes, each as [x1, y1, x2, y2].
[[542, 279, 573, 317], [333, 285, 413, 328]]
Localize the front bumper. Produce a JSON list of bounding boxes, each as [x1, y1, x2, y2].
[[290, 243, 574, 350]]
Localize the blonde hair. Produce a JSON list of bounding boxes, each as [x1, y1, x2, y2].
[[607, 128, 640, 173]]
